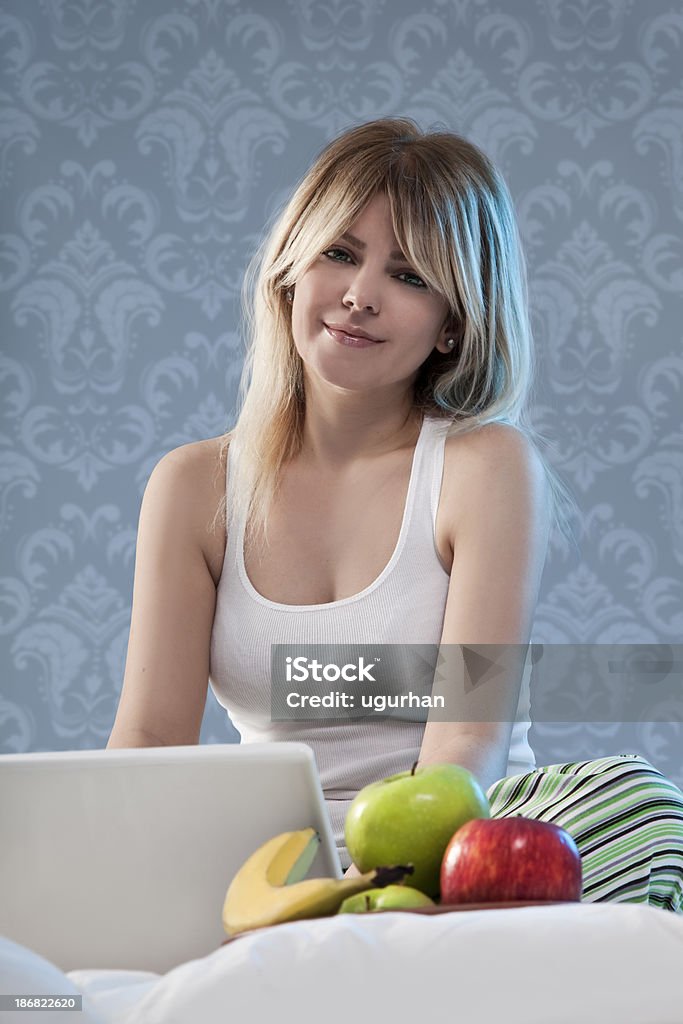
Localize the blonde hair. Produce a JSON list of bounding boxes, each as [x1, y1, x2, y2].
[[212, 117, 580, 555]]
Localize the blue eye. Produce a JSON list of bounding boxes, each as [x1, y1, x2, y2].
[[323, 248, 352, 263], [398, 270, 427, 289]]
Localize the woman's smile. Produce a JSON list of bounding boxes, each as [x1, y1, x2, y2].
[[324, 324, 385, 348]]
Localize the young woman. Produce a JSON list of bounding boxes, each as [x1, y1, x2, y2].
[[108, 118, 683, 909]]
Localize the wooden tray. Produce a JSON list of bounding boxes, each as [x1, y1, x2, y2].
[[219, 899, 577, 946]]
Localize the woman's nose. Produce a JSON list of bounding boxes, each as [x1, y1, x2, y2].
[[342, 272, 380, 314]]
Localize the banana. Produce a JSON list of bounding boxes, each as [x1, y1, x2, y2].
[[223, 827, 411, 936]]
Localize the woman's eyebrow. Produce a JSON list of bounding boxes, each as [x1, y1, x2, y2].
[[340, 231, 407, 262]]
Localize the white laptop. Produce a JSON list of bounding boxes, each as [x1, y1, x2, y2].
[[0, 742, 342, 973]]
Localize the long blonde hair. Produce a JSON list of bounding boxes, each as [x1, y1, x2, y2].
[[212, 117, 580, 554]]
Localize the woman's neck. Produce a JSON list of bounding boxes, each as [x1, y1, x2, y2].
[[297, 402, 423, 471]]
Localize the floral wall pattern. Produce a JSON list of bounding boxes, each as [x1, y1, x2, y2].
[[1, 0, 682, 786]]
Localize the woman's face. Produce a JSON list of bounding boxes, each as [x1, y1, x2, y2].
[[290, 192, 453, 397]]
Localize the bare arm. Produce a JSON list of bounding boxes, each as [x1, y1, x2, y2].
[[107, 441, 225, 749], [417, 424, 552, 792], [340, 429, 549, 875]]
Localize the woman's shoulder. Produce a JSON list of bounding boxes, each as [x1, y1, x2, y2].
[[440, 421, 540, 536], [157, 433, 230, 502], [442, 420, 534, 463], [156, 433, 232, 586]]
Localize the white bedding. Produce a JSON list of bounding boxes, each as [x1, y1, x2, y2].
[[3, 903, 683, 1024]]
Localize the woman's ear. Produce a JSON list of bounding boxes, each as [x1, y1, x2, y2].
[[436, 319, 462, 354]]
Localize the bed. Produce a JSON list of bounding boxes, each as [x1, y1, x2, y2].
[[3, 901, 683, 1023]]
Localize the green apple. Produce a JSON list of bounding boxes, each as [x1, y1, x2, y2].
[[338, 885, 435, 913], [344, 761, 490, 898]]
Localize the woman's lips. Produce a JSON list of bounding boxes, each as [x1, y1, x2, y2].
[[324, 325, 383, 348]]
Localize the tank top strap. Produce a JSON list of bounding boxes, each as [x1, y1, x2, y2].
[[408, 414, 451, 547]]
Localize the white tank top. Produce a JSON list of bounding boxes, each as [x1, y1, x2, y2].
[[209, 414, 535, 868]]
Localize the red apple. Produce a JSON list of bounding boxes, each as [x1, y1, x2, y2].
[[440, 816, 582, 904]]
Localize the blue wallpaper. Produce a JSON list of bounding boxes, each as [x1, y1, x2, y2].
[[1, 0, 682, 785]]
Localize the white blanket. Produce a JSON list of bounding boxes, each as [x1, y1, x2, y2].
[[3, 903, 683, 1024]]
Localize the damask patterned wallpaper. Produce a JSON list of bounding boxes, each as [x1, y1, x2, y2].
[[1, 1, 682, 785]]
